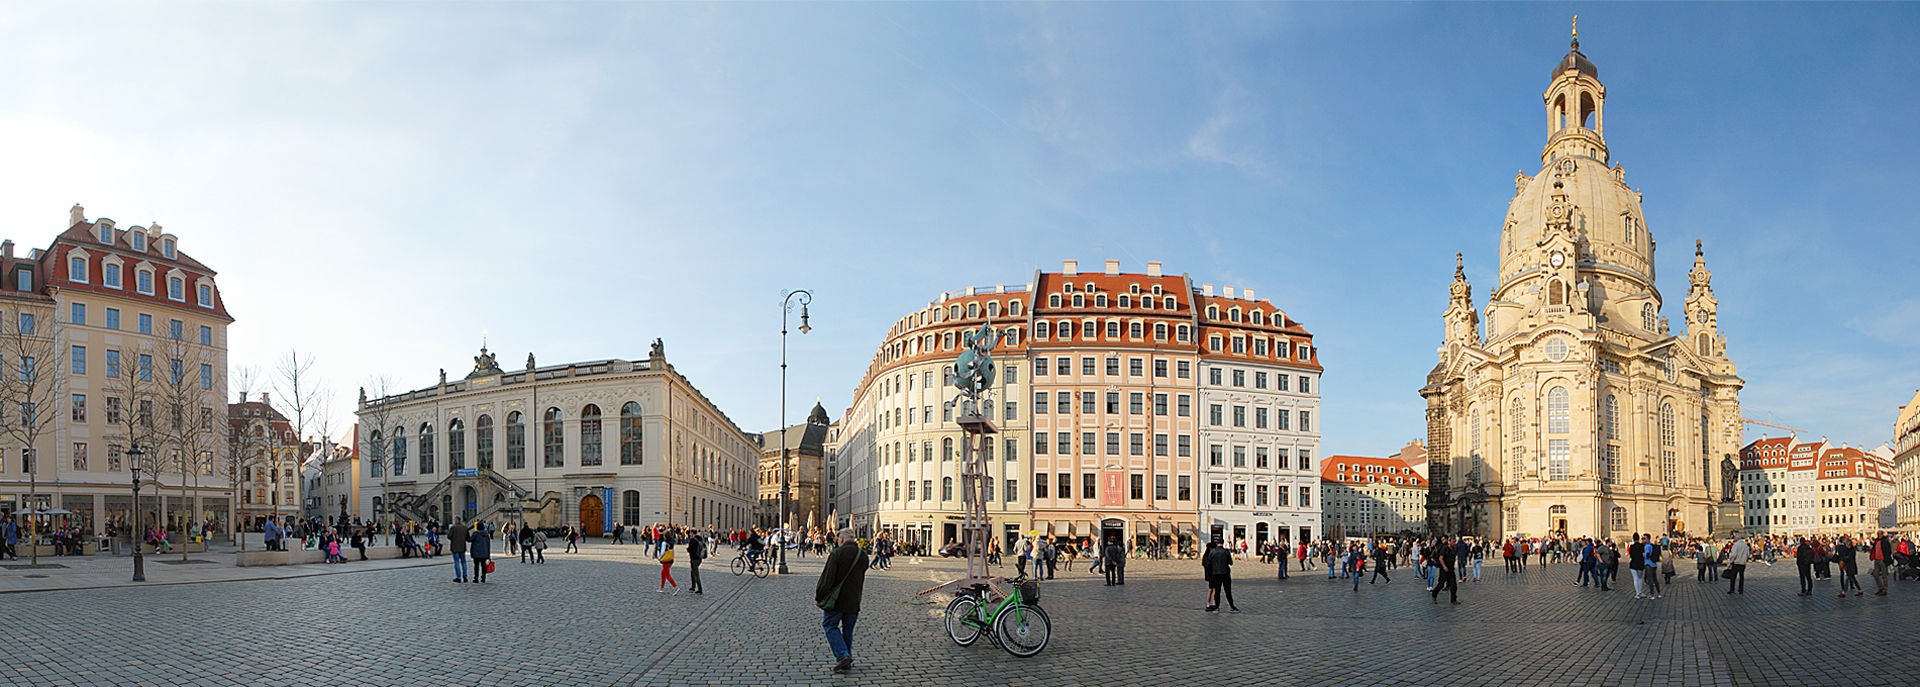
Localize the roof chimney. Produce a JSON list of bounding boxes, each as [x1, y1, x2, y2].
[[70, 204, 85, 226], [1201, 283, 1214, 297], [239, 391, 249, 403], [1244, 288, 1255, 300], [261, 391, 271, 407], [1146, 261, 1162, 277], [1104, 259, 1120, 275], [1223, 286, 1236, 299], [1062, 259, 1077, 276], [1, 240, 11, 260]]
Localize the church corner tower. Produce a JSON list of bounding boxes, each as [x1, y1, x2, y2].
[[1422, 26, 1744, 540]]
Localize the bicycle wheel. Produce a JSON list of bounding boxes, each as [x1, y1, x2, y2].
[[944, 596, 983, 646], [993, 604, 1050, 657], [731, 558, 746, 576], [753, 561, 770, 579]]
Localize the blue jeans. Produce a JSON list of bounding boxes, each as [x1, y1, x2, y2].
[[453, 554, 468, 580], [1578, 562, 1594, 585], [822, 610, 858, 660], [1277, 555, 1289, 580]]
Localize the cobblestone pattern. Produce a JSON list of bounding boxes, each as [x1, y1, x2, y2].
[[3, 545, 1913, 686]]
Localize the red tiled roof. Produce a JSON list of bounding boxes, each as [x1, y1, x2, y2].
[[1320, 454, 1428, 487]]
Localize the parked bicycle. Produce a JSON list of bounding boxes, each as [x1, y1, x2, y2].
[[943, 578, 1050, 657]]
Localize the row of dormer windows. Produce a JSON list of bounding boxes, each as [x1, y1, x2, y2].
[[93, 223, 176, 259], [66, 253, 215, 308]]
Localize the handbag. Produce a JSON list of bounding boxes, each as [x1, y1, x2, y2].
[[661, 549, 675, 564], [485, 560, 495, 573], [817, 555, 858, 611]]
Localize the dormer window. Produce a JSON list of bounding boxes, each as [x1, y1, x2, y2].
[[69, 256, 87, 284], [16, 269, 31, 292], [162, 239, 176, 259], [197, 283, 213, 308], [102, 260, 121, 289], [99, 225, 113, 244], [137, 269, 154, 295], [131, 233, 146, 252], [168, 276, 184, 301]]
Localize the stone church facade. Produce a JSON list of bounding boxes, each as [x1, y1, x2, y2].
[[1420, 35, 1744, 539]]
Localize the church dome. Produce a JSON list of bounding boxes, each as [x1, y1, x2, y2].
[[807, 401, 830, 426], [1496, 157, 1652, 298], [1553, 39, 1598, 80]]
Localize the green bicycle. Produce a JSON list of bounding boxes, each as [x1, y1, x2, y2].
[[943, 579, 1051, 657]]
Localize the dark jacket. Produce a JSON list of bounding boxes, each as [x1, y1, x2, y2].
[[1795, 541, 1815, 565], [468, 529, 492, 560], [449, 528, 468, 555], [1103, 543, 1125, 567], [815, 542, 869, 614], [1202, 545, 1233, 578], [1628, 542, 1646, 570], [688, 536, 706, 561]]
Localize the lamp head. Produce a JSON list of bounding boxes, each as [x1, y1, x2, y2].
[[797, 304, 811, 335]]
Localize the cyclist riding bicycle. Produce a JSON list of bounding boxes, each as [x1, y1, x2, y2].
[[746, 531, 766, 567]]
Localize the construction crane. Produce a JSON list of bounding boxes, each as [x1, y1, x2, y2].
[[1742, 416, 1806, 435]]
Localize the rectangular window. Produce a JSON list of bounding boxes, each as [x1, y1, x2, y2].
[[1232, 405, 1246, 427], [1129, 392, 1143, 415], [1177, 395, 1191, 417], [1035, 432, 1049, 455], [170, 358, 183, 385], [1129, 432, 1144, 456], [1255, 371, 1267, 389], [168, 277, 183, 301], [1034, 391, 1048, 413], [1035, 357, 1048, 375], [1209, 368, 1222, 385], [1177, 361, 1191, 378], [1299, 410, 1312, 432], [1082, 357, 1095, 376], [1056, 358, 1070, 375], [200, 325, 212, 345], [1210, 483, 1224, 505], [105, 308, 120, 330], [1154, 433, 1168, 456], [1178, 435, 1191, 457], [71, 394, 86, 423], [1155, 474, 1168, 500], [1105, 357, 1119, 376], [1035, 472, 1048, 498], [1233, 484, 1246, 505], [1233, 446, 1246, 467], [1299, 376, 1311, 393], [71, 302, 86, 324], [18, 313, 34, 334], [1297, 449, 1311, 471], [71, 345, 85, 375], [72, 442, 87, 471], [1255, 407, 1268, 429], [105, 350, 120, 378], [1209, 444, 1224, 467], [106, 397, 122, 425], [1057, 433, 1071, 454], [138, 313, 152, 334], [1056, 393, 1070, 414], [1209, 404, 1223, 426], [1276, 488, 1289, 507], [1004, 365, 1017, 384], [1255, 447, 1269, 469], [137, 270, 152, 294], [1083, 472, 1096, 500], [1256, 485, 1269, 506], [169, 319, 183, 340], [1081, 432, 1096, 455], [17, 270, 30, 291], [201, 363, 213, 390], [1232, 370, 1245, 387], [1154, 359, 1168, 377], [1179, 475, 1192, 501], [1130, 474, 1144, 500], [104, 265, 121, 288], [1004, 401, 1017, 421], [1277, 374, 1289, 391], [1154, 393, 1168, 416], [1298, 486, 1310, 508], [198, 284, 213, 307], [1105, 432, 1119, 455], [1277, 409, 1290, 431], [1105, 392, 1119, 414], [1005, 479, 1016, 503], [1058, 473, 1070, 498], [1550, 439, 1570, 481], [1005, 437, 1017, 462], [1081, 392, 1095, 414], [1129, 358, 1143, 376], [139, 354, 152, 381]]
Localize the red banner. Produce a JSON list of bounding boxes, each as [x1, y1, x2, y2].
[[1103, 471, 1125, 507]]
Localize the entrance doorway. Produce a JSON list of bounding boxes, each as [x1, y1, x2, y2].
[[579, 494, 604, 536], [943, 522, 958, 548], [1100, 518, 1125, 547]]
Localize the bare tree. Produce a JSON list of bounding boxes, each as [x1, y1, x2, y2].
[[0, 302, 64, 566], [157, 335, 219, 561], [102, 339, 161, 553], [358, 376, 398, 545], [273, 351, 327, 527], [223, 396, 272, 551]]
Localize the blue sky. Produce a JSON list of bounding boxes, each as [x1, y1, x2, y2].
[[1, 3, 1915, 455]]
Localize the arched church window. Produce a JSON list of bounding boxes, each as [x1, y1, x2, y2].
[[1642, 303, 1656, 332], [1547, 387, 1569, 434]]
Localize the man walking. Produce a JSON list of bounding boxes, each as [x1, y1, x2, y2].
[[816, 528, 868, 674], [468, 523, 492, 584], [1869, 531, 1893, 596], [449, 520, 468, 583], [687, 530, 706, 594], [1103, 537, 1126, 586], [1725, 533, 1751, 594], [1794, 536, 1816, 596], [1628, 534, 1649, 599], [1370, 543, 1392, 584], [1203, 540, 1238, 612], [1430, 540, 1459, 604]]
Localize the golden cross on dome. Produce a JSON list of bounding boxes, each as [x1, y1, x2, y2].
[[1572, 15, 1579, 40]]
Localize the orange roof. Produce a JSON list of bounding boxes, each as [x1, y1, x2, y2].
[[1320, 454, 1428, 487], [1739, 436, 1795, 470]]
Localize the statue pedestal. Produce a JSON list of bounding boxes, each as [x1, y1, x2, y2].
[[1713, 502, 1744, 538]]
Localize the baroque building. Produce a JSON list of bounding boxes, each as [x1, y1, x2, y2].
[[1421, 36, 1744, 539], [839, 259, 1321, 555], [755, 402, 830, 530], [1894, 389, 1920, 532], [356, 341, 755, 535]]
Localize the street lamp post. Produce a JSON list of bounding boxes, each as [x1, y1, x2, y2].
[[129, 444, 147, 582], [778, 289, 812, 575]]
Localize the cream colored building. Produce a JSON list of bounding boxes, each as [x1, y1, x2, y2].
[[1894, 390, 1920, 532], [356, 341, 754, 535], [1813, 445, 1893, 536], [0, 204, 234, 542], [227, 392, 301, 528], [756, 403, 829, 530], [1739, 435, 1794, 535], [1421, 37, 1744, 539], [1320, 453, 1428, 538]]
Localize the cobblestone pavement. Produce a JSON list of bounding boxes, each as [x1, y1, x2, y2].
[[4, 544, 1914, 686]]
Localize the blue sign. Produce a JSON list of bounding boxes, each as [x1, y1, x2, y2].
[[454, 468, 478, 478], [602, 487, 615, 531]]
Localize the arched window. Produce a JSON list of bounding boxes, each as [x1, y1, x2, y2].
[[942, 476, 953, 501], [369, 430, 385, 476], [392, 428, 408, 476], [1548, 279, 1566, 306], [475, 414, 494, 470], [967, 303, 979, 318], [1660, 403, 1675, 446], [942, 437, 953, 461], [418, 422, 435, 474], [578, 404, 602, 466], [1603, 394, 1618, 441], [448, 418, 466, 471], [1207, 305, 1219, 319], [506, 411, 526, 469], [1010, 300, 1023, 316], [986, 301, 1000, 318], [1642, 303, 1656, 332], [1176, 324, 1191, 342], [542, 407, 564, 468], [1547, 387, 1569, 433], [1164, 296, 1176, 309], [1049, 294, 1060, 308], [622, 490, 641, 525], [1154, 323, 1168, 341], [1610, 506, 1628, 532], [1660, 403, 1677, 486], [1470, 409, 1481, 453], [620, 402, 644, 465]]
